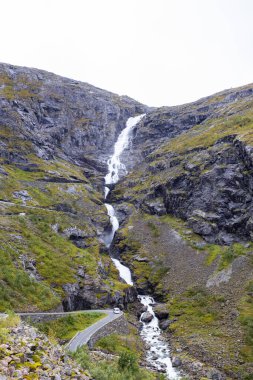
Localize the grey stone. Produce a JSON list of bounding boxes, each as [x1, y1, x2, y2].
[[207, 368, 224, 380], [13, 190, 32, 203], [159, 319, 173, 330], [172, 356, 182, 367], [141, 311, 153, 323], [153, 304, 169, 320]]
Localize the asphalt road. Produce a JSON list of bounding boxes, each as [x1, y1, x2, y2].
[[66, 310, 122, 352]]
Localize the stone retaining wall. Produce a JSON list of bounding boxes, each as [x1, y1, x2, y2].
[[87, 315, 129, 349], [20, 313, 67, 323]]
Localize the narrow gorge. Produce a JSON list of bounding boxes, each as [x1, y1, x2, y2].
[[102, 114, 179, 379]]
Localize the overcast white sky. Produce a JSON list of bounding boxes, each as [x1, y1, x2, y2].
[[1, 0, 253, 106]]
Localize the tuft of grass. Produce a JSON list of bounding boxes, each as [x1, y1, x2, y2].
[[147, 221, 160, 238]]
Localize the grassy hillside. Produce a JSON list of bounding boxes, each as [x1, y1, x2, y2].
[[0, 142, 130, 311]]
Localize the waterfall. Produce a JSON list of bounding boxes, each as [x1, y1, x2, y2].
[[103, 114, 145, 284], [103, 114, 180, 379]]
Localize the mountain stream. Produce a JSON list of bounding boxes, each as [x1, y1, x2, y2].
[[103, 115, 179, 379]]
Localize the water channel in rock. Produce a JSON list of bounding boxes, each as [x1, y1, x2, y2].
[[103, 114, 179, 379]]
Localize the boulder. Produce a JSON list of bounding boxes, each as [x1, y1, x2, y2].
[[137, 305, 148, 318], [153, 304, 169, 320], [172, 357, 182, 367], [159, 319, 173, 330], [141, 311, 153, 323], [207, 368, 224, 380]]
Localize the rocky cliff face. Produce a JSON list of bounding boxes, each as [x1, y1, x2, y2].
[[116, 84, 253, 244], [0, 63, 147, 188]]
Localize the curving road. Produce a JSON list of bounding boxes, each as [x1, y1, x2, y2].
[[8, 309, 123, 352], [66, 310, 122, 352]]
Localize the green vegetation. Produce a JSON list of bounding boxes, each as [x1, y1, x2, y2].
[[0, 311, 20, 343], [34, 312, 106, 341], [118, 352, 139, 373], [161, 214, 252, 271], [0, 145, 128, 311], [0, 200, 128, 311], [169, 286, 223, 335], [205, 242, 253, 270], [167, 286, 253, 377], [0, 203, 99, 310], [154, 114, 253, 156], [0, 237, 60, 311], [95, 333, 143, 357], [72, 346, 161, 380], [147, 221, 160, 238], [0, 72, 41, 100]]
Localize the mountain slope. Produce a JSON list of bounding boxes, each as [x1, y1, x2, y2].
[[0, 63, 147, 312], [0, 62, 252, 378], [110, 84, 253, 378]]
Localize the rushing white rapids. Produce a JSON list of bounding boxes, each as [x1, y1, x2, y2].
[[103, 114, 179, 379], [139, 295, 179, 379], [104, 203, 133, 285]]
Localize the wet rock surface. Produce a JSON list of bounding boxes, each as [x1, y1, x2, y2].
[[141, 311, 154, 323], [137, 305, 148, 318], [159, 319, 174, 330]]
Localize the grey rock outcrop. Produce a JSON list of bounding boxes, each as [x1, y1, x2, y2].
[[115, 84, 253, 243], [0, 63, 148, 189]]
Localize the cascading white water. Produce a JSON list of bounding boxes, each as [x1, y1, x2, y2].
[[104, 203, 119, 248], [104, 203, 133, 285], [103, 114, 145, 284], [139, 295, 179, 379], [103, 114, 180, 379], [104, 114, 144, 198], [111, 258, 133, 286]]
